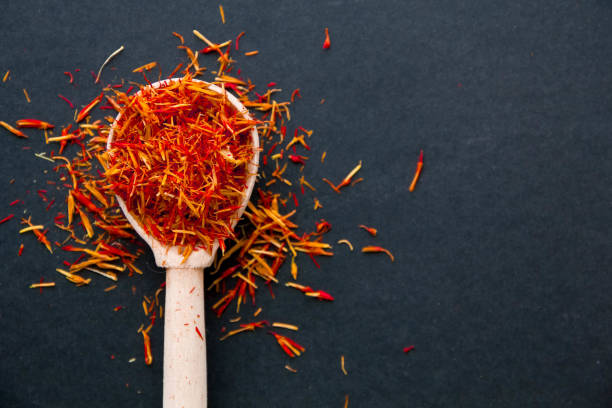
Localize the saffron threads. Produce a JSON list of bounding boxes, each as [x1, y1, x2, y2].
[[18, 243, 24, 256], [409, 150, 424, 192], [337, 239, 353, 251], [23, 89, 31, 103], [358, 225, 377, 237], [0, 214, 15, 225], [195, 326, 204, 341], [244, 50, 259, 56], [142, 330, 153, 365], [235, 31, 245, 50], [0, 121, 28, 138], [2, 70, 9, 82], [106, 74, 256, 253], [132, 61, 158, 73], [57, 94, 74, 109], [63, 71, 74, 84], [285, 365, 298, 373], [323, 161, 362, 193], [95, 45, 125, 84], [29, 282, 55, 289], [16, 119, 54, 129], [323, 27, 331, 49], [341, 355, 348, 375], [361, 245, 394, 262], [269, 331, 305, 357], [219, 5, 226, 24], [403, 345, 415, 353], [290, 88, 301, 103], [285, 282, 334, 301]]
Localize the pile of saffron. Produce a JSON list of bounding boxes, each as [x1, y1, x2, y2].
[[105, 75, 256, 254]]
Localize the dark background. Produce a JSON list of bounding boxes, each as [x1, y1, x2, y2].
[[1, 0, 611, 407]]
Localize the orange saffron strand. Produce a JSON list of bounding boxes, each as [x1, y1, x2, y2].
[[219, 5, 226, 24], [323, 27, 331, 49], [2, 70, 9, 82], [76, 93, 103, 123], [132, 61, 158, 73], [358, 224, 377, 237], [23, 89, 31, 103], [0, 121, 28, 138], [361, 245, 394, 262], [142, 331, 153, 365], [409, 150, 424, 192], [244, 50, 259, 56], [16, 119, 54, 129]]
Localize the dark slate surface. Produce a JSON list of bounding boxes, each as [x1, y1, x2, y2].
[[1, 0, 612, 407]]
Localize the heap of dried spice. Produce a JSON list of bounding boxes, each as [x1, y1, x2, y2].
[[105, 75, 257, 254]]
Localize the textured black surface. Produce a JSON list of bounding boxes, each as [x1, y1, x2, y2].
[[1, 1, 612, 407]]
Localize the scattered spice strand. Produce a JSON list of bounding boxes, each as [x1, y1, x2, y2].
[[269, 331, 305, 357], [132, 61, 157, 73], [344, 395, 349, 408], [18, 243, 24, 256], [23, 89, 31, 103], [244, 50, 259, 56], [0, 214, 15, 225], [341, 355, 348, 375], [0, 121, 28, 138], [286, 282, 334, 301], [323, 27, 331, 49], [95, 45, 125, 83], [361, 245, 394, 262], [219, 4, 226, 24], [142, 330, 153, 365], [29, 282, 55, 289], [403, 345, 415, 353], [57, 94, 74, 108], [2, 70, 9, 82], [284, 365, 297, 373], [359, 225, 377, 237], [272, 322, 299, 331], [409, 150, 424, 192], [337, 239, 353, 251], [16, 119, 54, 129]]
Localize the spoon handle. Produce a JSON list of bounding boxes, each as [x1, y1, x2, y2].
[[163, 267, 207, 408]]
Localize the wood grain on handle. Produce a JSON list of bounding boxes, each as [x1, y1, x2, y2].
[[163, 267, 207, 408]]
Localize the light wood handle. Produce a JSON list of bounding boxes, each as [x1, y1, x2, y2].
[[163, 267, 207, 408]]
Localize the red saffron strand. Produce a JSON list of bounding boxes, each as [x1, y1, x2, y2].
[[409, 150, 424, 192], [57, 94, 74, 109], [0, 214, 15, 225], [323, 27, 331, 49]]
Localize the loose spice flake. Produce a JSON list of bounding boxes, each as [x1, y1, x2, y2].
[[409, 150, 424, 192], [195, 326, 204, 341], [337, 239, 353, 251], [0, 214, 15, 225], [361, 245, 394, 262], [285, 282, 334, 301], [244, 50, 259, 56], [2, 70, 9, 82], [57, 94, 74, 109], [284, 365, 298, 373], [403, 345, 415, 353], [18, 243, 24, 256], [23, 89, 31, 103], [132, 61, 158, 73], [63, 71, 74, 84], [344, 395, 349, 408], [95, 45, 125, 84], [358, 224, 377, 237], [142, 330, 153, 365], [272, 322, 299, 331], [29, 282, 55, 289], [323, 27, 331, 49], [16, 119, 54, 129], [269, 331, 305, 357], [219, 5, 226, 24], [341, 355, 348, 375], [0, 121, 28, 138], [105, 285, 118, 292]]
